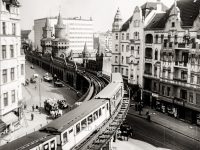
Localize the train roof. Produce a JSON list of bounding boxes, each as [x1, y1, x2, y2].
[[111, 73, 123, 83], [95, 82, 121, 99], [40, 99, 107, 133], [0, 131, 54, 150]]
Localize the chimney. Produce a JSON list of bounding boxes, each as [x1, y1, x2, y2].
[[157, 0, 162, 12]]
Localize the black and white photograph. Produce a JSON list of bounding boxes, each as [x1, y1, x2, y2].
[[0, 0, 200, 149]]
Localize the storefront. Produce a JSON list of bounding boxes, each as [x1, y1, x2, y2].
[[2, 112, 19, 133]]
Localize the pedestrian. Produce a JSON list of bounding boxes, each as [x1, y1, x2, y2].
[[32, 105, 35, 112], [31, 113, 34, 121]]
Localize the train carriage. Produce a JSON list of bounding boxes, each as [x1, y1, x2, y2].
[[40, 99, 110, 150], [95, 73, 124, 115], [0, 131, 57, 150]]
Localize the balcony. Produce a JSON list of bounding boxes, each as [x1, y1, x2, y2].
[[174, 61, 187, 67], [72, 98, 130, 150], [173, 76, 187, 83]]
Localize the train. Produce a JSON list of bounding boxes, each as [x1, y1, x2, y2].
[[0, 73, 124, 150]]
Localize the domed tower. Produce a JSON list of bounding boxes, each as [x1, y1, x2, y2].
[[41, 18, 53, 55], [112, 8, 123, 32], [52, 12, 69, 58]]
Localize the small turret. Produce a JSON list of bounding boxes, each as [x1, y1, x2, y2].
[[54, 12, 66, 39], [112, 8, 123, 32]]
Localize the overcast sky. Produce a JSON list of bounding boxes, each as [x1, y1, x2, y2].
[[20, 0, 174, 32]]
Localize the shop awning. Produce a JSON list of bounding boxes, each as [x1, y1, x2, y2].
[[0, 119, 6, 132], [2, 112, 18, 125]]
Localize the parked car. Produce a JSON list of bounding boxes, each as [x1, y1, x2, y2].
[[30, 65, 34, 69], [57, 100, 68, 109], [30, 77, 36, 83], [43, 76, 53, 82], [54, 79, 64, 87]]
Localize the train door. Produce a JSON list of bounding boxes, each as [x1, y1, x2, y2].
[[68, 127, 75, 146]]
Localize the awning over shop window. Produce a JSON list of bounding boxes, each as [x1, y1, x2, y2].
[[2, 112, 18, 125], [0, 119, 6, 132]]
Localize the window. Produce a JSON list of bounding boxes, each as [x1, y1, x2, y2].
[[115, 44, 118, 51], [11, 68, 15, 81], [137, 46, 140, 54], [10, 45, 14, 57], [2, 45, 6, 59], [191, 74, 194, 83], [189, 92, 193, 103], [172, 22, 175, 27], [106, 103, 109, 110], [4, 93, 8, 107], [162, 86, 165, 95], [180, 89, 187, 100], [134, 32, 139, 40], [126, 69, 128, 76], [87, 115, 93, 125], [11, 90, 15, 103], [3, 69, 7, 83], [131, 46, 134, 50], [134, 20, 140, 27], [126, 45, 129, 52], [167, 87, 170, 96], [115, 67, 118, 73], [50, 140, 56, 150], [2, 22, 6, 35], [99, 108, 102, 117], [155, 35, 159, 43], [121, 56, 124, 64], [122, 45, 124, 52], [115, 56, 118, 63], [161, 34, 164, 43], [155, 50, 158, 60], [168, 70, 171, 79], [76, 123, 81, 134], [93, 111, 98, 121], [12, 23, 16, 35], [126, 33, 129, 40], [43, 143, 49, 150], [154, 66, 157, 77], [198, 76, 200, 84], [122, 33, 124, 40], [121, 68, 124, 74], [81, 119, 87, 130], [63, 131, 68, 144], [126, 57, 129, 64], [115, 33, 118, 40], [21, 64, 24, 75]]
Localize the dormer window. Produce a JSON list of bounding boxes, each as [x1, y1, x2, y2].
[[172, 22, 175, 27]]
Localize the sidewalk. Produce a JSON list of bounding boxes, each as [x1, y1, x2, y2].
[[112, 139, 171, 150], [128, 104, 200, 142]]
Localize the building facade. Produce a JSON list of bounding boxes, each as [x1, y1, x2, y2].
[[0, 0, 25, 132], [111, 0, 167, 87], [34, 16, 93, 56], [143, 0, 200, 124]]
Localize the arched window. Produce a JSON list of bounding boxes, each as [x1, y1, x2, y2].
[[145, 34, 153, 43], [155, 49, 158, 60]]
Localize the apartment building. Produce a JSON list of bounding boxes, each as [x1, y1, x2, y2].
[[0, 0, 25, 132], [111, 0, 167, 87], [143, 0, 200, 124], [34, 16, 93, 56]]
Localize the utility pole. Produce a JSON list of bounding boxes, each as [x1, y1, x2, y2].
[[38, 77, 42, 113]]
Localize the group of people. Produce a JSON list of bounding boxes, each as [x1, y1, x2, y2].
[[117, 122, 133, 141]]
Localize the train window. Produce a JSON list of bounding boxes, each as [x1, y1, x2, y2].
[[76, 123, 81, 134], [50, 140, 56, 150], [43, 143, 49, 150], [63, 131, 68, 144], [69, 128, 73, 134], [99, 108, 102, 117], [93, 111, 98, 121], [81, 119, 87, 130], [106, 103, 109, 110], [88, 115, 93, 125]]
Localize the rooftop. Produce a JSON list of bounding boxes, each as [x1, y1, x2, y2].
[[40, 99, 107, 133]]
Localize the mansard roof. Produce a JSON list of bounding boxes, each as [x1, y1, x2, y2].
[[141, 1, 168, 18], [145, 0, 200, 30], [3, 0, 20, 6], [120, 16, 132, 32]]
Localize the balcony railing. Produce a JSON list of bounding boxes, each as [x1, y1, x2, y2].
[[173, 76, 187, 82], [72, 98, 130, 150], [174, 61, 187, 67]]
